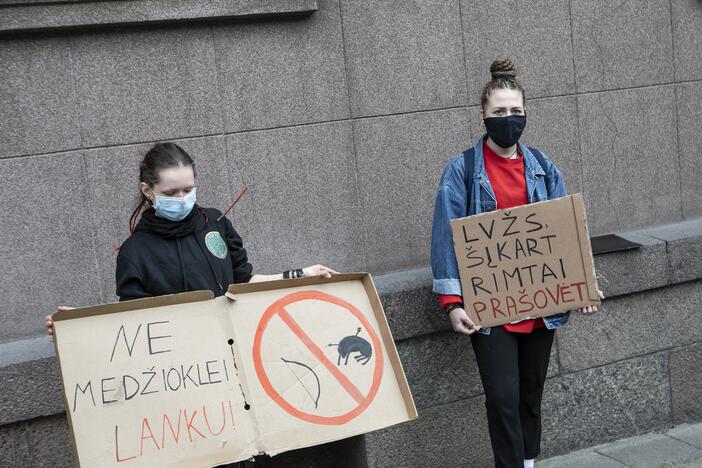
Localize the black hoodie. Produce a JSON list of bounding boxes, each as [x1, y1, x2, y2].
[[115, 206, 253, 301]]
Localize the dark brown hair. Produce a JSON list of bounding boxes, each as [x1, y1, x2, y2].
[[128, 142, 196, 233], [480, 59, 526, 111]]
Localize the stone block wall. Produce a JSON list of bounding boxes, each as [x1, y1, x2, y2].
[[1, 0, 701, 466]]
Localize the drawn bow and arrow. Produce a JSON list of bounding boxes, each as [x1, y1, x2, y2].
[[281, 357, 321, 409]]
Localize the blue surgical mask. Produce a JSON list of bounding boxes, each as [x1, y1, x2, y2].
[[152, 188, 197, 222]]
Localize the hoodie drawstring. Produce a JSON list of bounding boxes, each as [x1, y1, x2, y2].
[[176, 238, 187, 292]]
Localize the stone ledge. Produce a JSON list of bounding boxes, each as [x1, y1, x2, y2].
[[0, 336, 54, 367], [0, 0, 318, 36], [636, 217, 702, 284], [0, 356, 64, 426], [374, 267, 448, 341], [592, 230, 669, 298]]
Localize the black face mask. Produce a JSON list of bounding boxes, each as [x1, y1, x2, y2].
[[483, 115, 527, 148]]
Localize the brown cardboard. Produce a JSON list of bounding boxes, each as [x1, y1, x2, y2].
[[450, 194, 600, 328], [51, 274, 416, 467], [52, 290, 214, 322]]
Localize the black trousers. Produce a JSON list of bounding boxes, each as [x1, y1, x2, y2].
[[470, 326, 555, 468]]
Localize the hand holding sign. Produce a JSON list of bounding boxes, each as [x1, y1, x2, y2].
[[580, 289, 605, 315], [448, 307, 481, 335], [303, 264, 339, 279], [45, 306, 75, 341]]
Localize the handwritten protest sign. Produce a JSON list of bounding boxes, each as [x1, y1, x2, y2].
[[52, 274, 416, 467], [450, 194, 600, 328]]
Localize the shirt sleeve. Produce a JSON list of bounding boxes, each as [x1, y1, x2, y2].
[[439, 295, 463, 310], [430, 157, 467, 296], [116, 253, 152, 302], [221, 216, 254, 284]]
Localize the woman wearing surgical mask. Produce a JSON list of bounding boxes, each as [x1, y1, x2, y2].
[[46, 142, 336, 333], [430, 59, 602, 468]]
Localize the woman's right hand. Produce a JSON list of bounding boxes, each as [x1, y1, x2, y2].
[[45, 306, 74, 341], [448, 307, 481, 335]]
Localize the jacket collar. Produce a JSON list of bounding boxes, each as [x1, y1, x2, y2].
[[472, 134, 545, 179], [471, 135, 545, 204], [519, 141, 546, 178]]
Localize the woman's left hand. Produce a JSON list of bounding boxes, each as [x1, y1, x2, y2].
[[580, 289, 605, 315], [303, 264, 339, 279]]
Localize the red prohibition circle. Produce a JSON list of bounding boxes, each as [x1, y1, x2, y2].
[[252, 290, 384, 425]]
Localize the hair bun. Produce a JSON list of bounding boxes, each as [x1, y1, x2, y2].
[[490, 59, 518, 80]]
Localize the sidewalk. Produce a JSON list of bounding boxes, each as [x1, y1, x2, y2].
[[539, 422, 702, 468]]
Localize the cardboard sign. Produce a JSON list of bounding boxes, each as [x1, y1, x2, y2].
[[52, 274, 417, 468], [450, 194, 600, 328]]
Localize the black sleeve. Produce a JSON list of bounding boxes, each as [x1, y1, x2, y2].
[[220, 215, 254, 284], [116, 252, 153, 301]]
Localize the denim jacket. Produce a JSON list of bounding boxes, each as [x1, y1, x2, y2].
[[430, 135, 571, 335]]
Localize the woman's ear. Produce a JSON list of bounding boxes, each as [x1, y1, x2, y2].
[[139, 182, 153, 200]]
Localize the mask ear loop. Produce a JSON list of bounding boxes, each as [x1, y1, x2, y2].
[[145, 189, 157, 209], [476, 107, 486, 141], [476, 116, 486, 142]]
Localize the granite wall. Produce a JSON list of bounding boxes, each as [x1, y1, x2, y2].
[[1, 0, 701, 466]]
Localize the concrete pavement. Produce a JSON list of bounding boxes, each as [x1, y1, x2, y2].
[[539, 422, 702, 467]]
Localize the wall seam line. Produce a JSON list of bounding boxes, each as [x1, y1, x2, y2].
[[668, 0, 684, 221], [559, 345, 686, 376], [336, 0, 369, 272], [3, 79, 702, 161], [567, 0, 586, 199], [666, 349, 675, 426], [456, 0, 471, 107], [67, 32, 105, 303]]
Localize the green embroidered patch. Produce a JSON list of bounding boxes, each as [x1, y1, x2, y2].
[[205, 231, 227, 259]]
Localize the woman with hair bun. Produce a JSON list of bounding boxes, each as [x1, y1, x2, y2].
[[46, 142, 337, 333], [431, 59, 603, 467]]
